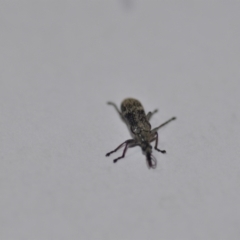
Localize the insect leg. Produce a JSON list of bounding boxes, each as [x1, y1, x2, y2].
[[107, 102, 124, 119], [151, 117, 176, 133], [146, 109, 158, 120], [153, 132, 166, 154], [105, 139, 135, 163]]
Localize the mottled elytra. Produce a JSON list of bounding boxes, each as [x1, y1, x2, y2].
[[105, 98, 176, 169]]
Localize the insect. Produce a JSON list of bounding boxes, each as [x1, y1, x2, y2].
[[105, 98, 176, 169]]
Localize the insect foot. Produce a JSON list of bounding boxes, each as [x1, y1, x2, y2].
[[155, 148, 166, 154], [105, 98, 176, 169]]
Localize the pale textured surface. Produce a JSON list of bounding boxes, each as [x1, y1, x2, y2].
[[0, 1, 240, 240]]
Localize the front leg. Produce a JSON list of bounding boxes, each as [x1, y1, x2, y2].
[[106, 139, 136, 163], [153, 132, 166, 154]]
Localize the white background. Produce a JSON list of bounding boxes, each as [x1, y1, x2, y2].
[[1, 1, 240, 239]]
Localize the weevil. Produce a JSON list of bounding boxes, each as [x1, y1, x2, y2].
[[105, 98, 176, 169]]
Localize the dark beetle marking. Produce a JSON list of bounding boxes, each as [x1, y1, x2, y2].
[[106, 98, 176, 169]]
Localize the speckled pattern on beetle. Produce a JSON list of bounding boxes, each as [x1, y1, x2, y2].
[[105, 98, 176, 169]]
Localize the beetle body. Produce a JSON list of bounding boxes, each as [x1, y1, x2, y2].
[[121, 98, 151, 133], [106, 98, 176, 169]]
